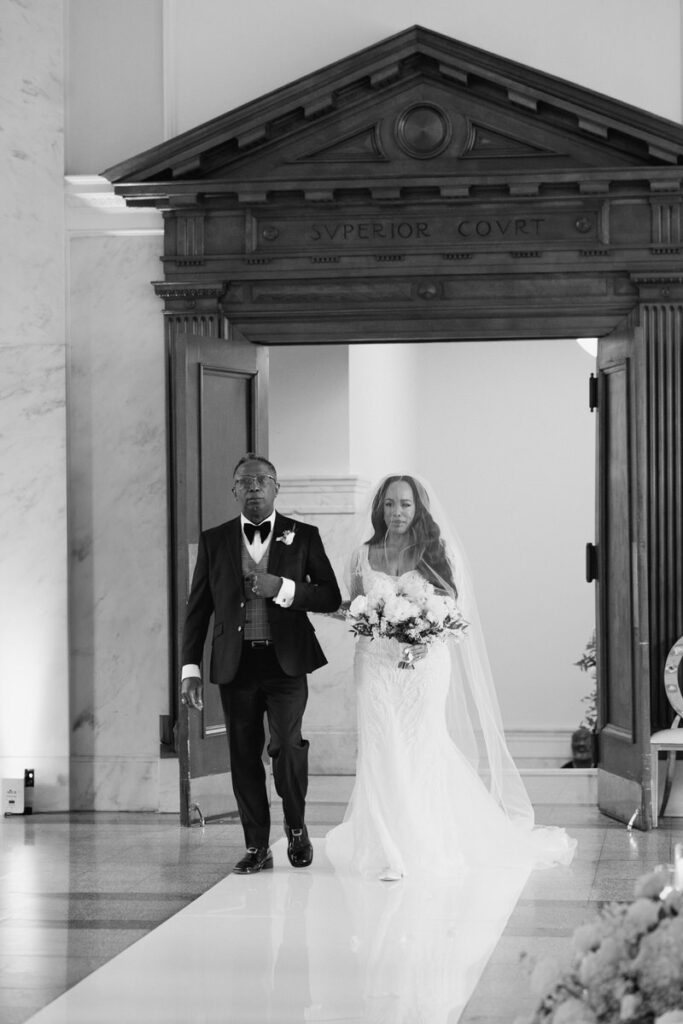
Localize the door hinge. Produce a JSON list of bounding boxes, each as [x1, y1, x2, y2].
[[588, 372, 598, 412], [585, 542, 598, 583]]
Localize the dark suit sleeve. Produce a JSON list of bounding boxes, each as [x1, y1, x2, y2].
[[288, 526, 341, 614], [181, 532, 215, 666]]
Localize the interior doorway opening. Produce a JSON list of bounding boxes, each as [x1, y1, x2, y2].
[[268, 336, 597, 763]]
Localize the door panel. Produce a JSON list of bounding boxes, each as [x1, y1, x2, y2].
[[171, 328, 268, 824], [596, 317, 651, 826], [602, 359, 634, 737]]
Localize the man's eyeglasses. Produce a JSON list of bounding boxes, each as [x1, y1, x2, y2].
[[234, 474, 276, 490]]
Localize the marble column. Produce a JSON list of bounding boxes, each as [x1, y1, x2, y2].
[[67, 230, 167, 810], [0, 0, 70, 809]]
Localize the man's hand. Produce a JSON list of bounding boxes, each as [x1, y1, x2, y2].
[[180, 676, 204, 711], [245, 572, 282, 599]]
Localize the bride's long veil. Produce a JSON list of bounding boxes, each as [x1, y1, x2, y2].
[[345, 473, 536, 829]]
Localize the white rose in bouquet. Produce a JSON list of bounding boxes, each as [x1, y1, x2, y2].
[[348, 595, 368, 617]]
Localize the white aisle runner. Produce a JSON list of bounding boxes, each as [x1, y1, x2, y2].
[[25, 839, 531, 1024]]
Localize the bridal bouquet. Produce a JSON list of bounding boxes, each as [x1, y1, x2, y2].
[[517, 867, 683, 1024], [347, 575, 468, 667]]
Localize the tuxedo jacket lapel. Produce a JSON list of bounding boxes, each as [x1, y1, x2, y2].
[[267, 513, 292, 575], [225, 518, 243, 577]]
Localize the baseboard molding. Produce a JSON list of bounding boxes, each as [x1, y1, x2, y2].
[[307, 767, 598, 806], [306, 728, 580, 776], [157, 729, 591, 814], [505, 729, 577, 768], [519, 767, 597, 804]]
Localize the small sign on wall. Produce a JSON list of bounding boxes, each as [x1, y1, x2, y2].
[[2, 778, 24, 815], [2, 770, 34, 815]]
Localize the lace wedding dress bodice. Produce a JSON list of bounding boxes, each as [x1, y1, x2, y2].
[[326, 548, 576, 880]]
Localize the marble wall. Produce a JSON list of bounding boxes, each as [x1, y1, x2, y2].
[[0, 0, 70, 810], [67, 233, 168, 809]]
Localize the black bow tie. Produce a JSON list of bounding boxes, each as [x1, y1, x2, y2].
[[244, 520, 271, 544]]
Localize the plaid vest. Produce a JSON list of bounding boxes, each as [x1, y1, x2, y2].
[[241, 542, 272, 640]]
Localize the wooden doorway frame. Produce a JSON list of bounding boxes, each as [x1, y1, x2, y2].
[[103, 26, 683, 827]]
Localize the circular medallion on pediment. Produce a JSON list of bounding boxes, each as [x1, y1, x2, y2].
[[395, 103, 467, 159]]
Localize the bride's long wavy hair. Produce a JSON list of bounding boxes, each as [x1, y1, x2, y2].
[[365, 475, 457, 597]]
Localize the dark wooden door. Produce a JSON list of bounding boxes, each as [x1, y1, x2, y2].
[[170, 328, 268, 825], [595, 315, 652, 827]]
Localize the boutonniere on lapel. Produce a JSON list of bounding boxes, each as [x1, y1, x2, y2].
[[276, 526, 296, 546]]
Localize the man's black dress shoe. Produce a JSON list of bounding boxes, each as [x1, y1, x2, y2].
[[233, 847, 273, 874], [285, 824, 313, 867]]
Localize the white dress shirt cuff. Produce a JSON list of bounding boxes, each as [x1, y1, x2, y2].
[[273, 577, 295, 607], [181, 664, 201, 679]]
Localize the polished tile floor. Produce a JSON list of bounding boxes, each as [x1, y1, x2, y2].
[[1, 799, 681, 1024]]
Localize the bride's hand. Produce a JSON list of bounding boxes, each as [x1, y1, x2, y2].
[[403, 643, 427, 663]]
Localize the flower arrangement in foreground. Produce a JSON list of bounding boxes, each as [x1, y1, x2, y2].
[[517, 867, 683, 1024], [346, 574, 468, 667]]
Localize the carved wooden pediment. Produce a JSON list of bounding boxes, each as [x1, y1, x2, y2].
[[103, 25, 683, 207], [103, 26, 683, 345]]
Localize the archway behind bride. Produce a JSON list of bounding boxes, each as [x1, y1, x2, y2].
[[268, 337, 595, 783]]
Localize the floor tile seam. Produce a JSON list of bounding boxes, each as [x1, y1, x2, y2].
[[6, 815, 180, 823], [505, 905, 602, 929], [2, 903, 195, 920], [591, 869, 672, 877], [587, 883, 642, 902], [2, 919, 169, 931], [514, 897, 596, 908], [304, 801, 351, 806], [604, 840, 671, 853], [549, 823, 620, 831], [0, 973, 108, 985], [501, 932, 579, 943], [101, 831, 243, 841], [0, 954, 114, 964], [587, 827, 610, 893], [0, 985, 71, 999], [0, 892, 201, 902]]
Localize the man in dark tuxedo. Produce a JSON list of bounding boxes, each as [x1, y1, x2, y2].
[[180, 453, 341, 874]]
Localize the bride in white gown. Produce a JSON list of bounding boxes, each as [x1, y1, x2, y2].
[[326, 474, 577, 882]]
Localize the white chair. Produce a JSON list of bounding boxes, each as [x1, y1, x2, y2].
[[650, 635, 683, 827]]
